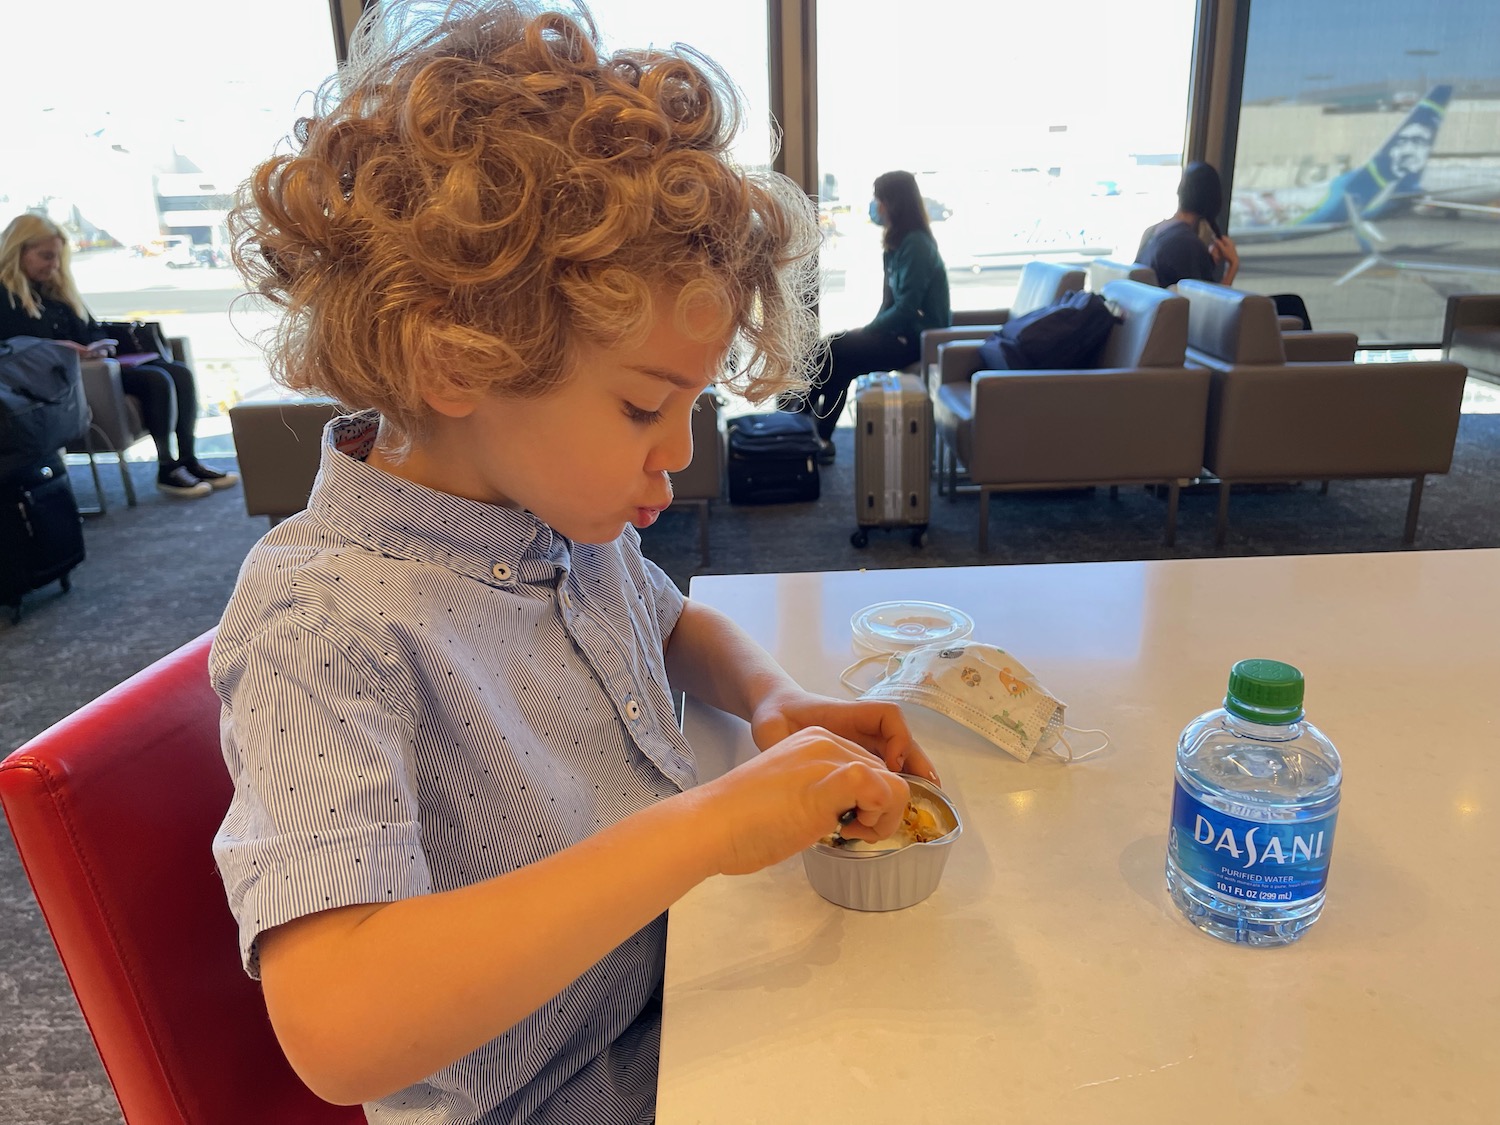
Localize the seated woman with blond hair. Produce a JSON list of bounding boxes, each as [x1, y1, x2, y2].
[[0, 213, 238, 497]]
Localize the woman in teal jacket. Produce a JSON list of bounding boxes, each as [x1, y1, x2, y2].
[[789, 170, 950, 461]]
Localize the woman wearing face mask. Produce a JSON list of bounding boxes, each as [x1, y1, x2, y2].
[[785, 170, 951, 463], [0, 213, 239, 498]]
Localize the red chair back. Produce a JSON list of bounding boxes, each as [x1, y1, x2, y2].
[[0, 632, 361, 1125]]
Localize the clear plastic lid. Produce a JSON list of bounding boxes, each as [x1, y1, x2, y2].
[[850, 600, 975, 654]]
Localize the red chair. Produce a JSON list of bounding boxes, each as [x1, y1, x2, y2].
[[0, 632, 361, 1125]]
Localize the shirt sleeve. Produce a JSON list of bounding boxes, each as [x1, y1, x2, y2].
[[1135, 224, 1159, 264], [0, 291, 40, 342], [211, 615, 434, 977], [617, 527, 684, 638], [640, 553, 685, 640], [867, 233, 943, 338]]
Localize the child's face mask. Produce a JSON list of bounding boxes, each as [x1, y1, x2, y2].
[[842, 642, 1107, 763]]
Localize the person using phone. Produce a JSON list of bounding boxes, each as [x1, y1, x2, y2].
[[1135, 161, 1239, 288], [0, 213, 239, 498]]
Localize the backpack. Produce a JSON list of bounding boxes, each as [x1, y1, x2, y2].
[[976, 290, 1120, 371], [0, 337, 91, 483]]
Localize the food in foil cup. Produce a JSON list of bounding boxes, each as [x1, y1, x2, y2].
[[801, 775, 962, 911]]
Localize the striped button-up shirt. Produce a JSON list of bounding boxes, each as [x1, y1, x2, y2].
[[212, 412, 693, 1124]]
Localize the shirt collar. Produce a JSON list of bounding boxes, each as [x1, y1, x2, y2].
[[304, 410, 570, 586]]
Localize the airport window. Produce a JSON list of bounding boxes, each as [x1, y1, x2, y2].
[[814, 0, 1196, 330], [1231, 0, 1500, 346], [0, 0, 339, 455]]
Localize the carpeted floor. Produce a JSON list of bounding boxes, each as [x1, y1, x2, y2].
[[3, 414, 1499, 1122]]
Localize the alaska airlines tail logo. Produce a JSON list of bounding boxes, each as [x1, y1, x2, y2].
[[1369, 87, 1450, 195], [1344, 85, 1453, 220], [1231, 85, 1455, 239]]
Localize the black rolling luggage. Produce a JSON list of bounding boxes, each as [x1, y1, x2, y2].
[[726, 410, 821, 504], [2, 454, 86, 623]]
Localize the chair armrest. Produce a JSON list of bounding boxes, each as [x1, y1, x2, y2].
[[671, 390, 723, 501], [68, 358, 141, 451], [967, 367, 1209, 485], [921, 326, 1001, 377], [166, 336, 194, 369], [937, 341, 985, 386], [1281, 331, 1359, 363], [229, 399, 343, 519], [1205, 361, 1468, 479], [1444, 294, 1500, 340], [952, 308, 1011, 327]]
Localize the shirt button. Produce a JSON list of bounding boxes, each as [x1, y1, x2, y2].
[[491, 562, 512, 582], [624, 700, 642, 721]]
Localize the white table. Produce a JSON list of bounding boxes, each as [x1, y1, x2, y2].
[[659, 550, 1500, 1125]]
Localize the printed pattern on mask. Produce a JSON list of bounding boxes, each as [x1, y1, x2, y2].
[[860, 643, 1066, 762]]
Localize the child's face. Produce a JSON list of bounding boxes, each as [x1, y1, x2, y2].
[[385, 295, 728, 544]]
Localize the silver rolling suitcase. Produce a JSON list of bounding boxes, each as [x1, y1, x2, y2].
[[851, 371, 932, 548]]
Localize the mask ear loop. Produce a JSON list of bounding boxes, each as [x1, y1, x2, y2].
[[839, 651, 902, 696], [1053, 725, 1112, 762]]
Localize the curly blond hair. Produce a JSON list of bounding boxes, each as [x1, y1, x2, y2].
[[231, 0, 821, 451]]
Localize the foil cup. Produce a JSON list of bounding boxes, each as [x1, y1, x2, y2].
[[801, 775, 962, 911]]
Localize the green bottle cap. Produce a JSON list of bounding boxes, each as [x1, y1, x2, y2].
[[1224, 658, 1305, 723]]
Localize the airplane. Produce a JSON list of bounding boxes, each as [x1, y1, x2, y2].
[[1230, 85, 1456, 244], [1413, 170, 1500, 218], [1334, 194, 1500, 296]]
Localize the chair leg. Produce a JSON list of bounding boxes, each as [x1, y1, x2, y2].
[[1403, 476, 1425, 545], [947, 442, 958, 502], [118, 455, 139, 507], [697, 500, 711, 566], [1320, 480, 1330, 495], [73, 450, 107, 516], [1165, 481, 1181, 546], [1214, 481, 1231, 548], [979, 486, 991, 552]]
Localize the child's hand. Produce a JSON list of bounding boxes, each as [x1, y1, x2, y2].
[[750, 689, 940, 784], [695, 726, 910, 876]]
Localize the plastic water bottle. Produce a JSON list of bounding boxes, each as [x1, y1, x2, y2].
[[1165, 659, 1341, 946]]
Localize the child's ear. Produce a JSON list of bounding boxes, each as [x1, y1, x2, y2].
[[414, 337, 481, 418], [420, 388, 479, 419]]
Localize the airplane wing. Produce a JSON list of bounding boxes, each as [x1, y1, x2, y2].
[[1336, 193, 1500, 288], [1416, 198, 1500, 218]]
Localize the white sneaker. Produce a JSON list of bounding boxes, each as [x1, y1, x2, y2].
[[156, 465, 212, 498]]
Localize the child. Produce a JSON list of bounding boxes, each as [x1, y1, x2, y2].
[[212, 2, 938, 1122]]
